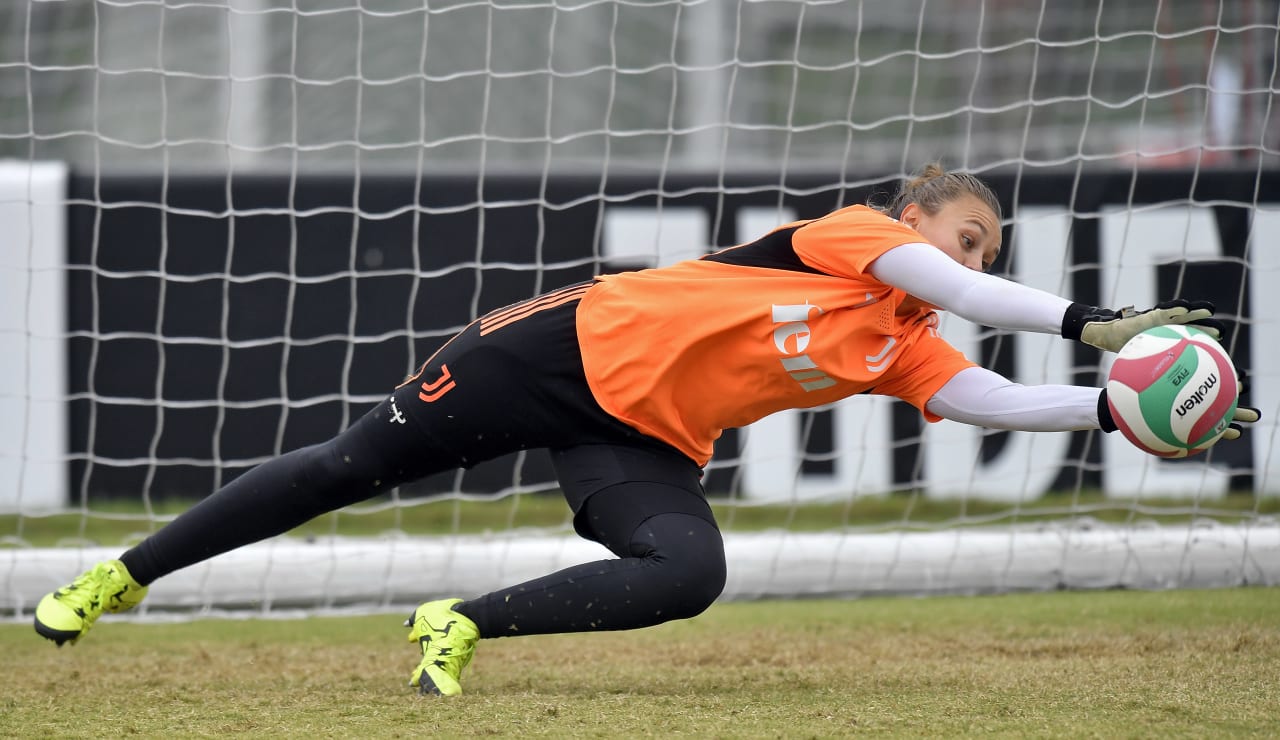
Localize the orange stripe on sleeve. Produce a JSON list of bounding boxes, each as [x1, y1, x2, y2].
[[480, 286, 590, 336], [483, 284, 588, 326]]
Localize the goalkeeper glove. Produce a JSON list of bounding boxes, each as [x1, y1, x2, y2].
[[1062, 299, 1225, 353], [1223, 369, 1262, 441], [1221, 406, 1261, 441]]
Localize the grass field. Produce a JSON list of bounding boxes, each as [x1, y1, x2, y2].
[[3, 588, 1278, 737]]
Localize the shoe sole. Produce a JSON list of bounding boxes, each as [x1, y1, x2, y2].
[[415, 668, 443, 696], [33, 618, 80, 646]]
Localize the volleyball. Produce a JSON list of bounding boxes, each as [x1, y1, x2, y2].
[[1105, 325, 1239, 458]]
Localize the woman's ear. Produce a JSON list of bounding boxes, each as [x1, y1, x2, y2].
[[898, 201, 920, 228]]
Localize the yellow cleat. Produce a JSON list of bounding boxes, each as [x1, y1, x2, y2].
[[34, 560, 148, 646], [405, 598, 480, 696]]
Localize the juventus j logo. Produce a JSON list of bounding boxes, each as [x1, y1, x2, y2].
[[419, 365, 457, 403], [388, 398, 406, 424]]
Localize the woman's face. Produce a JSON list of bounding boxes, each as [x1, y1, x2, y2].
[[900, 195, 1002, 273]]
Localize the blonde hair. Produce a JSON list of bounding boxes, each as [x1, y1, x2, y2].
[[878, 163, 1002, 222]]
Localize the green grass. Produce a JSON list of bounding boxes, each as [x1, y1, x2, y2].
[[3, 588, 1279, 737], [4, 491, 1277, 548]]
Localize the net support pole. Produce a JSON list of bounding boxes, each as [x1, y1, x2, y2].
[[681, 0, 728, 168], [227, 0, 270, 170]]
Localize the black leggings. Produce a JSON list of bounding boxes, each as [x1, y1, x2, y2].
[[119, 396, 452, 583], [120, 402, 727, 638]]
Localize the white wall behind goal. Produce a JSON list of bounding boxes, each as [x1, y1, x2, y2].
[[0, 162, 67, 512]]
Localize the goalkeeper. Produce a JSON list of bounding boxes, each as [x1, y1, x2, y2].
[[34, 164, 1261, 696]]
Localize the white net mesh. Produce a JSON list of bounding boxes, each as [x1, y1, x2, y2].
[[9, 1, 1278, 170], [3, 0, 1280, 616]]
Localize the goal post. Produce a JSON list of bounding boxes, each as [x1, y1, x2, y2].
[[3, 1, 1280, 618]]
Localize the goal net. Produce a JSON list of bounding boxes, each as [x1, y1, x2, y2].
[[4, 1, 1280, 618]]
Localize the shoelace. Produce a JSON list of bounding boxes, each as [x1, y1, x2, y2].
[[55, 566, 108, 622], [422, 631, 474, 676], [102, 572, 139, 611]]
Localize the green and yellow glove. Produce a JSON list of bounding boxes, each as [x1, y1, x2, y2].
[[1223, 369, 1262, 441], [1061, 299, 1225, 353]]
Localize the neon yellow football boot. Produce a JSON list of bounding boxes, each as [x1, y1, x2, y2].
[[405, 598, 480, 696], [34, 559, 148, 646]]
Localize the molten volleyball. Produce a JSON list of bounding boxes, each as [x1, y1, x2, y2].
[[1105, 325, 1239, 458]]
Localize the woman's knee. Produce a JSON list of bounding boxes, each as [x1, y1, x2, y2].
[[632, 512, 727, 617]]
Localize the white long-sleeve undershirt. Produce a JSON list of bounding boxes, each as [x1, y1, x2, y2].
[[926, 366, 1102, 431], [868, 242, 1071, 334], [868, 242, 1101, 431]]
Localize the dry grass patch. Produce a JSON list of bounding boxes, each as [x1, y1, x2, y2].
[[2, 588, 1278, 737]]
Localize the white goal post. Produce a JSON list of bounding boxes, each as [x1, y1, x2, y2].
[[3, 1, 1280, 618]]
